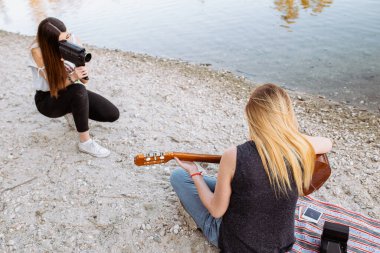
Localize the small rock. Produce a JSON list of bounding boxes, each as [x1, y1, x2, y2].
[[173, 224, 180, 234], [153, 235, 161, 243], [143, 203, 154, 211], [164, 167, 170, 175]]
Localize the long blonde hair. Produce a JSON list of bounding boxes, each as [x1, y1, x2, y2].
[[245, 83, 315, 196]]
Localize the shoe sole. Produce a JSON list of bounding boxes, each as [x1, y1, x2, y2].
[[78, 146, 111, 158]]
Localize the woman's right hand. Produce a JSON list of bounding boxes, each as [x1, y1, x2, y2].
[[72, 66, 88, 80]]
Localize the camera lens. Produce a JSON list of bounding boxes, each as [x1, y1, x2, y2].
[[84, 53, 92, 62]]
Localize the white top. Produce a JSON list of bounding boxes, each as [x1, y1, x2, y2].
[[28, 34, 78, 91]]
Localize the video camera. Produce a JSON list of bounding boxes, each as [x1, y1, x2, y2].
[[320, 221, 349, 253], [58, 40, 92, 80]]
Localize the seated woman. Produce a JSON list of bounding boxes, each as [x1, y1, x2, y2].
[[170, 83, 333, 252], [28, 17, 119, 158]]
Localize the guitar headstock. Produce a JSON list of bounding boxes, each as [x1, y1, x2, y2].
[[134, 152, 174, 166]]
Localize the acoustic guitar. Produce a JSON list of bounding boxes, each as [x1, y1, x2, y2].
[[134, 152, 331, 196]]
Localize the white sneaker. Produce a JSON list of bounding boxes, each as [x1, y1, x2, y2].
[[64, 113, 75, 130], [78, 139, 111, 158]]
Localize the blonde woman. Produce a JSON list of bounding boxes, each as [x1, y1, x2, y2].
[[170, 83, 332, 252]]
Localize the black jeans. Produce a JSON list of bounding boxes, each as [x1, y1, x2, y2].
[[35, 83, 119, 132]]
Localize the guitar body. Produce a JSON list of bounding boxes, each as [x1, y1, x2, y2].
[[303, 154, 331, 196], [134, 152, 331, 196]]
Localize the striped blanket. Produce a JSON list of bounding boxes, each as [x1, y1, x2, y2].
[[292, 196, 380, 253]]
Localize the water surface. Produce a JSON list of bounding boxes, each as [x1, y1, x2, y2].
[[0, 0, 379, 111]]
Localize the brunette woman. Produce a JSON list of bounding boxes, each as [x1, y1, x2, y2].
[[170, 83, 333, 252], [28, 17, 119, 157]]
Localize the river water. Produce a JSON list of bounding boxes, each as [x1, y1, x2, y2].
[[0, 0, 379, 111]]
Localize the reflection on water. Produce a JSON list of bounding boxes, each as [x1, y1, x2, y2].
[[0, 0, 379, 111], [3, 0, 335, 29], [27, 0, 75, 24], [28, 0, 47, 24], [274, 0, 333, 24]]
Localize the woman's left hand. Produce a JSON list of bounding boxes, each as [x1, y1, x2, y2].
[[174, 157, 199, 175]]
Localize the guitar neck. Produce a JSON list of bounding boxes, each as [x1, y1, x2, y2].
[[170, 152, 221, 163]]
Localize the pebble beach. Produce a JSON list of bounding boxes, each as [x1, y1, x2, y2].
[[0, 30, 379, 252]]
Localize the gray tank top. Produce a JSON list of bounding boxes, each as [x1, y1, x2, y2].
[[218, 141, 298, 253]]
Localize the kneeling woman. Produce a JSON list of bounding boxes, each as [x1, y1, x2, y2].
[[29, 17, 119, 157], [171, 84, 332, 252]]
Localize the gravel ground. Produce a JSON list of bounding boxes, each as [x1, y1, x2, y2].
[[0, 30, 379, 252]]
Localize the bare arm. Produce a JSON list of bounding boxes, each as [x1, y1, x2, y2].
[[175, 146, 237, 218], [31, 47, 47, 81], [303, 134, 333, 154]]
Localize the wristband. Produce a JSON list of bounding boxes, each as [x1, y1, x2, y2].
[[190, 172, 202, 178]]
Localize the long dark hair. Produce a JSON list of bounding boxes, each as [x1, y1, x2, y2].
[[37, 17, 67, 98]]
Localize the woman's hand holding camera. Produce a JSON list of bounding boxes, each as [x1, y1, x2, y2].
[[73, 66, 88, 80], [68, 66, 89, 84], [68, 66, 88, 83]]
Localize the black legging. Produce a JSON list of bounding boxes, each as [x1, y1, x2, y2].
[[35, 83, 119, 132]]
